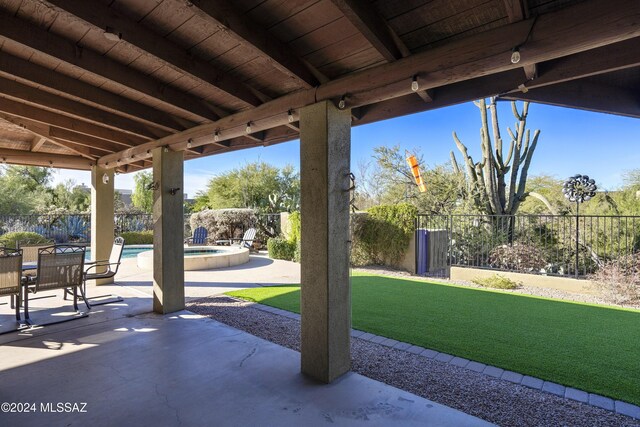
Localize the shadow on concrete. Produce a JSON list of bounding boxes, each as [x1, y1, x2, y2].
[[118, 280, 291, 289]]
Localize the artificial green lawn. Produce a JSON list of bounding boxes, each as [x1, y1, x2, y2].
[[227, 273, 640, 406]]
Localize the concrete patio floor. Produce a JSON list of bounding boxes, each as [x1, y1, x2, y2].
[[0, 254, 493, 426]]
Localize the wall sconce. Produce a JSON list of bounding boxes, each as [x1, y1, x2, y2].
[[102, 172, 110, 185], [169, 187, 181, 195], [146, 181, 159, 191]]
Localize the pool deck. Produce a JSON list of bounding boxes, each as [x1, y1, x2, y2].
[[121, 251, 299, 298]]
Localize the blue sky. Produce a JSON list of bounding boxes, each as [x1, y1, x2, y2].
[[54, 101, 640, 196]]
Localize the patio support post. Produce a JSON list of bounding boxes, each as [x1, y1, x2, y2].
[[152, 147, 185, 314], [90, 166, 114, 285], [299, 100, 352, 383]]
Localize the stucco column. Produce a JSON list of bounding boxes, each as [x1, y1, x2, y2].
[[90, 166, 114, 285], [299, 100, 352, 383], [152, 147, 185, 314]]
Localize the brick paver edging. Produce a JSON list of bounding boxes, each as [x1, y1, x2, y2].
[[237, 299, 640, 421]]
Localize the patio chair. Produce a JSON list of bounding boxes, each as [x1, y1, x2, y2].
[[216, 228, 257, 251], [185, 227, 208, 246], [23, 245, 88, 325], [79, 237, 125, 307], [19, 241, 53, 275], [0, 247, 23, 323]]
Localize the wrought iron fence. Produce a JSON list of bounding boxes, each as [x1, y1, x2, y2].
[[115, 214, 194, 238], [0, 212, 280, 244], [0, 213, 193, 243], [416, 214, 640, 278]]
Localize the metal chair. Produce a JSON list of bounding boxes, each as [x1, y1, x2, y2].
[[24, 245, 88, 325], [19, 241, 53, 275], [81, 237, 125, 307], [0, 247, 23, 323]]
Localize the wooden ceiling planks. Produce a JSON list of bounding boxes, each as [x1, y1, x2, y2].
[[0, 0, 634, 172], [95, 0, 640, 168], [46, 0, 265, 110], [390, 0, 507, 51], [186, 0, 320, 88], [245, 0, 322, 30], [290, 17, 358, 57]]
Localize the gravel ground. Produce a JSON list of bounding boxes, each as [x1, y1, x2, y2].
[[188, 296, 640, 427], [354, 266, 640, 310]]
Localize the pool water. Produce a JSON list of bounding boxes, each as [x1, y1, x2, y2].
[[84, 247, 151, 260], [184, 249, 222, 256], [84, 247, 222, 260]]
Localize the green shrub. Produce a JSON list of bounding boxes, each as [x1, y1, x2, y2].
[[293, 239, 301, 263], [352, 203, 418, 265], [120, 231, 153, 245], [472, 274, 519, 289], [288, 211, 301, 244], [0, 231, 49, 248], [268, 237, 296, 261]]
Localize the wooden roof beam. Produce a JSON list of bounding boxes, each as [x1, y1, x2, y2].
[[503, 0, 527, 22], [502, 80, 640, 118], [0, 77, 166, 140], [0, 11, 221, 123], [356, 70, 527, 126], [31, 136, 47, 152], [0, 113, 123, 155], [502, 0, 533, 81], [0, 52, 195, 133], [0, 98, 145, 148], [331, 0, 434, 103], [188, 0, 322, 88], [48, 127, 128, 154], [98, 0, 640, 168], [0, 115, 94, 159], [44, 0, 264, 108], [330, 0, 408, 62], [0, 148, 94, 170], [517, 38, 640, 92]]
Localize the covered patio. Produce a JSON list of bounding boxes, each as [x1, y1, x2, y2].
[[0, 0, 638, 424]]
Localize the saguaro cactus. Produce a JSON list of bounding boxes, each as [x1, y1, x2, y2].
[[450, 97, 540, 215]]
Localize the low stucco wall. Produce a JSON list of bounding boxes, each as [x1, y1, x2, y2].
[[398, 233, 416, 274], [137, 246, 250, 271], [450, 266, 600, 296]]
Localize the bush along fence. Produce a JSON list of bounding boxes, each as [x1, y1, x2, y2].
[[416, 214, 640, 279], [0, 214, 91, 243]]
